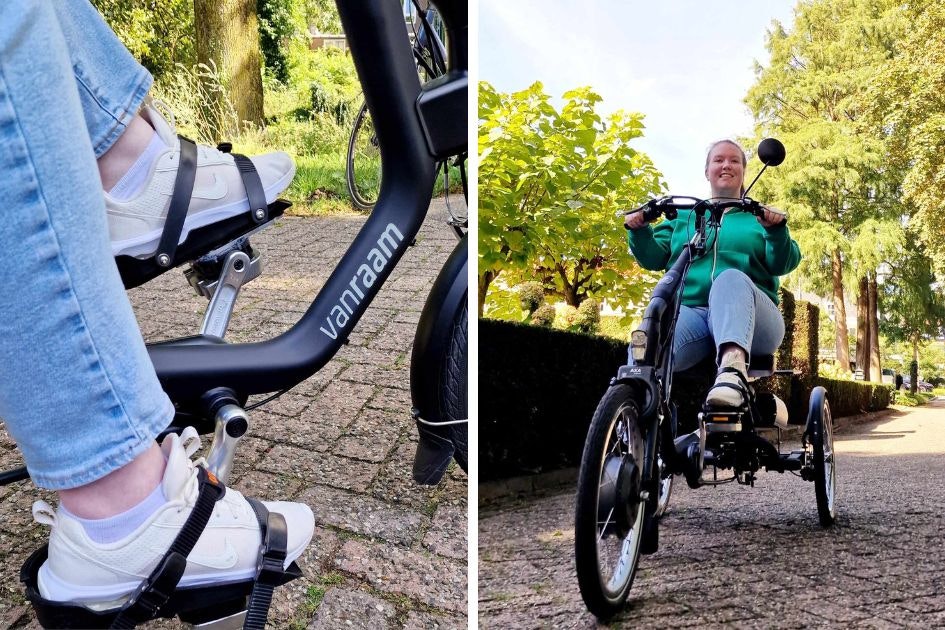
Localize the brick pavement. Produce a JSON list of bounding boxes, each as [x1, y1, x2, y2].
[[0, 199, 467, 629], [479, 401, 945, 628]]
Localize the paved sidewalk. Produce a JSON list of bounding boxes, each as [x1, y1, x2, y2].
[[0, 199, 467, 629], [480, 401, 945, 628]]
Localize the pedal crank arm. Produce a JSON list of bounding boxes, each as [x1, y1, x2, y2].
[[200, 250, 253, 339]]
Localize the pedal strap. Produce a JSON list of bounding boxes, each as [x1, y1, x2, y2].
[[243, 498, 288, 630], [155, 136, 198, 268], [232, 154, 268, 224], [110, 468, 225, 628]]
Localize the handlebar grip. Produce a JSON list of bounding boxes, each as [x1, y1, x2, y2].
[[642, 205, 661, 222]]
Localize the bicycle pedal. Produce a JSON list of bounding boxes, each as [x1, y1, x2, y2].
[[700, 410, 742, 433], [20, 544, 302, 629]]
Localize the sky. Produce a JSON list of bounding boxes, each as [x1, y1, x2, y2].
[[479, 0, 798, 195]]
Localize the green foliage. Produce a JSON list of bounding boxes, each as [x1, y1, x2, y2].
[[574, 299, 602, 334], [819, 361, 854, 381], [531, 304, 556, 327], [817, 377, 891, 415], [258, 0, 294, 84], [517, 281, 545, 315], [91, 0, 195, 80], [478, 81, 664, 320], [894, 391, 934, 407]]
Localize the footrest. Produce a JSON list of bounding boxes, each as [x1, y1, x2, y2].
[[20, 544, 302, 629], [700, 409, 743, 433], [116, 199, 289, 290]]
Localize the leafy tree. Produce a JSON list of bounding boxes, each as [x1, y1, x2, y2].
[[873, 0, 945, 271], [880, 240, 945, 393], [91, 0, 195, 80], [745, 0, 907, 372], [478, 81, 664, 320]]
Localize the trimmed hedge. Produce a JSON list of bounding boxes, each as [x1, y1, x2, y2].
[[816, 377, 891, 417], [479, 319, 627, 481]]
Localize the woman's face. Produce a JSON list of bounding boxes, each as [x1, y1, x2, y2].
[[705, 142, 745, 197]]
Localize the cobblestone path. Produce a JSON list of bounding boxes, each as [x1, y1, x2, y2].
[[0, 200, 467, 629], [480, 401, 945, 628]]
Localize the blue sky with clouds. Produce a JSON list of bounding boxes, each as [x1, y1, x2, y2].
[[479, 0, 798, 195]]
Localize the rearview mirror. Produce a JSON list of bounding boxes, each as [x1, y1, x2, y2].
[[757, 138, 786, 166]]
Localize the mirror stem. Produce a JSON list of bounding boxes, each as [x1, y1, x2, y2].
[[742, 163, 769, 199]]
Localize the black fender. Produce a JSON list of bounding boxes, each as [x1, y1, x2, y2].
[[410, 234, 468, 484]]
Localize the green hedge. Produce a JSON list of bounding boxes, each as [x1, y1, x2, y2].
[[816, 377, 892, 417], [479, 319, 626, 481]]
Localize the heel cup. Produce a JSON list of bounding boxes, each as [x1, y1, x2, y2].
[[20, 544, 302, 628]]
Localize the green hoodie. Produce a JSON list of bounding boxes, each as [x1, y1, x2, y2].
[[627, 208, 801, 306]]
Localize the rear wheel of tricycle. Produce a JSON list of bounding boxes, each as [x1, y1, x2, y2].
[[574, 384, 646, 619], [806, 386, 836, 527]]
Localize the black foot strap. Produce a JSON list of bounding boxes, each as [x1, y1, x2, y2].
[[243, 499, 289, 630], [155, 136, 198, 268], [110, 468, 225, 628], [216, 142, 268, 225]]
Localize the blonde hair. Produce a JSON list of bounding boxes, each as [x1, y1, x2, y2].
[[705, 140, 747, 196]]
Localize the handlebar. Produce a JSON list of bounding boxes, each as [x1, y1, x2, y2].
[[625, 195, 769, 224]]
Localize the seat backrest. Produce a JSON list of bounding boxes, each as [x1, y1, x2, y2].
[[747, 354, 775, 378]]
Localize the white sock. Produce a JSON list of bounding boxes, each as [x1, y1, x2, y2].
[[107, 131, 167, 200], [60, 483, 167, 544]]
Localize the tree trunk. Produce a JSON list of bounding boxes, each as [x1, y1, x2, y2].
[[478, 271, 496, 318], [867, 273, 882, 382], [194, 0, 264, 135], [831, 249, 850, 372], [910, 340, 919, 395], [855, 275, 869, 380]]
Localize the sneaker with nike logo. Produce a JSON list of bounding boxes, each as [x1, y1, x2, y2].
[[106, 103, 296, 259], [32, 427, 314, 611]]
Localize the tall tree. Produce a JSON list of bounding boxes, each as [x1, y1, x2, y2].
[[194, 0, 265, 133], [745, 0, 906, 371]]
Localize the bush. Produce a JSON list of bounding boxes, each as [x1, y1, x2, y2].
[[895, 391, 934, 407], [480, 319, 627, 480], [531, 304, 556, 327], [816, 377, 891, 417], [574, 299, 601, 334], [517, 282, 545, 314], [556, 305, 578, 329]]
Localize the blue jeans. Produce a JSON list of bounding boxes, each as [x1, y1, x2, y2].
[[0, 2, 173, 489], [630, 269, 785, 371]]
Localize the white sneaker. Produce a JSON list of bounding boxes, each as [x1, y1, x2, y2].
[[106, 104, 296, 258], [34, 427, 314, 611], [705, 370, 747, 408]]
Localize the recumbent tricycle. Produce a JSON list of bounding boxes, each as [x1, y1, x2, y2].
[[574, 139, 836, 620]]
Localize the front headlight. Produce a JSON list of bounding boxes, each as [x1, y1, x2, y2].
[[630, 330, 647, 362]]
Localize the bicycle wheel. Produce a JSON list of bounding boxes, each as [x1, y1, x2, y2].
[[574, 384, 646, 619], [806, 386, 836, 527], [345, 101, 381, 211]]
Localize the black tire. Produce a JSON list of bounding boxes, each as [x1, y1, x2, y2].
[[439, 298, 467, 471], [575, 384, 646, 619], [345, 101, 381, 211], [807, 386, 836, 527]]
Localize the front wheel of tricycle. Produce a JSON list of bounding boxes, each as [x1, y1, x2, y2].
[[806, 386, 837, 527], [574, 384, 646, 619]]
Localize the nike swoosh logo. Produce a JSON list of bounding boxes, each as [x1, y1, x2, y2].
[[153, 539, 240, 570], [191, 173, 228, 200]]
